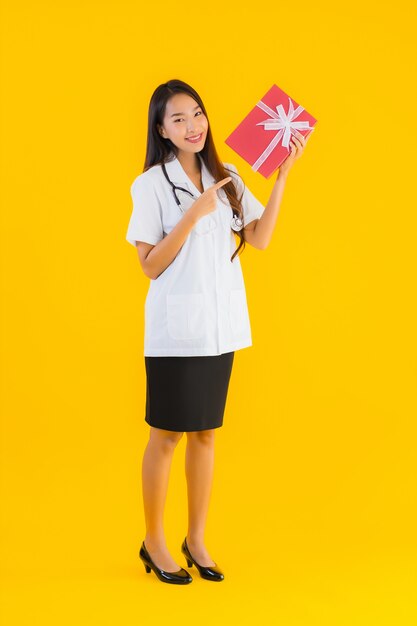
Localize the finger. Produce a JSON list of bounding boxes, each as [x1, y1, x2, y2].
[[294, 130, 306, 145], [211, 176, 232, 190]]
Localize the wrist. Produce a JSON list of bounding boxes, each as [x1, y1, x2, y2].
[[276, 168, 289, 181], [184, 208, 199, 227]]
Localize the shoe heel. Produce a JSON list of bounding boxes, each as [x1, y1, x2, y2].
[[139, 551, 152, 573], [186, 558, 193, 567]]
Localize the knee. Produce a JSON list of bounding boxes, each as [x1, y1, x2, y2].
[[150, 427, 184, 450], [187, 429, 216, 445]]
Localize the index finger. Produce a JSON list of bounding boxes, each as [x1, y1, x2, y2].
[[211, 176, 232, 190]]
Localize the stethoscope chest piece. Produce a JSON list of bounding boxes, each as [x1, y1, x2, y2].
[[231, 215, 244, 232]]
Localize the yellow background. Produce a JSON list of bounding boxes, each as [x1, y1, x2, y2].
[[1, 0, 416, 623]]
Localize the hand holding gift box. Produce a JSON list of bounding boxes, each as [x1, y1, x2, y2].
[[225, 84, 317, 179]]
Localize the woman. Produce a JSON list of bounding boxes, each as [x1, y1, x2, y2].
[[126, 79, 310, 584]]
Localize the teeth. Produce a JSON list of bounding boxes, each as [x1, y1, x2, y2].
[[187, 134, 201, 140]]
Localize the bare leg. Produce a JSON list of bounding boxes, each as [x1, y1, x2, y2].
[[185, 429, 217, 567], [142, 426, 184, 572]]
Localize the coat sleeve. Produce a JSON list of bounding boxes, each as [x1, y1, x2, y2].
[[224, 162, 265, 226], [126, 174, 164, 247]]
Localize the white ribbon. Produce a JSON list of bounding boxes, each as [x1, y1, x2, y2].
[[251, 96, 314, 172]]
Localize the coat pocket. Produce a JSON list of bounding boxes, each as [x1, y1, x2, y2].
[[166, 293, 207, 340], [229, 289, 250, 335]]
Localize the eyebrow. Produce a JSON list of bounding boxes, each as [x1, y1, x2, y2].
[[170, 105, 201, 118]]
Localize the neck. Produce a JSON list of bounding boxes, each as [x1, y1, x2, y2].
[[177, 151, 201, 175]]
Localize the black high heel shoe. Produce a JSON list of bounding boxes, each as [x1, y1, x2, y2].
[[139, 541, 193, 584], [181, 537, 224, 581]]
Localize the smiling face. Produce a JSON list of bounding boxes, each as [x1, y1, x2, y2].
[[157, 93, 208, 155]]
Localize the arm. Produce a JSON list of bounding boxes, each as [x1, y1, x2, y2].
[[244, 128, 311, 250], [137, 176, 232, 280], [136, 210, 198, 280]]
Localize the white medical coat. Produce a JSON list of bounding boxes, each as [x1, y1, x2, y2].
[[126, 153, 265, 356]]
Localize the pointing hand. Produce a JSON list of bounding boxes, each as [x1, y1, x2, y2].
[[190, 177, 232, 220]]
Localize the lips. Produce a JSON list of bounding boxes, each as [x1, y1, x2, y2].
[[185, 133, 203, 143]]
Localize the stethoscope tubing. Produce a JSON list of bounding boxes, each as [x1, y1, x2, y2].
[[161, 162, 244, 232]]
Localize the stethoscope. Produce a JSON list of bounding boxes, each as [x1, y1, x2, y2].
[[161, 162, 244, 232]]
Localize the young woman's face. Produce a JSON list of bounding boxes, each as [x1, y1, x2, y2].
[[158, 93, 208, 154]]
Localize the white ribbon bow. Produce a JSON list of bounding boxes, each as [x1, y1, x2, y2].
[[252, 96, 314, 172]]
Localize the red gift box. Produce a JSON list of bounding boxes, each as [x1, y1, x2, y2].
[[225, 84, 317, 179]]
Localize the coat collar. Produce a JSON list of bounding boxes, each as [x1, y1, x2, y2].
[[163, 153, 216, 196]]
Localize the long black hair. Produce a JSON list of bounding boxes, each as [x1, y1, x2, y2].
[[142, 79, 248, 262]]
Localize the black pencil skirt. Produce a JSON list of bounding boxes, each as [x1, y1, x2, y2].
[[144, 351, 235, 432]]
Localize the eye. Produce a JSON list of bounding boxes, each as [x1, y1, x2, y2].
[[174, 111, 203, 122]]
